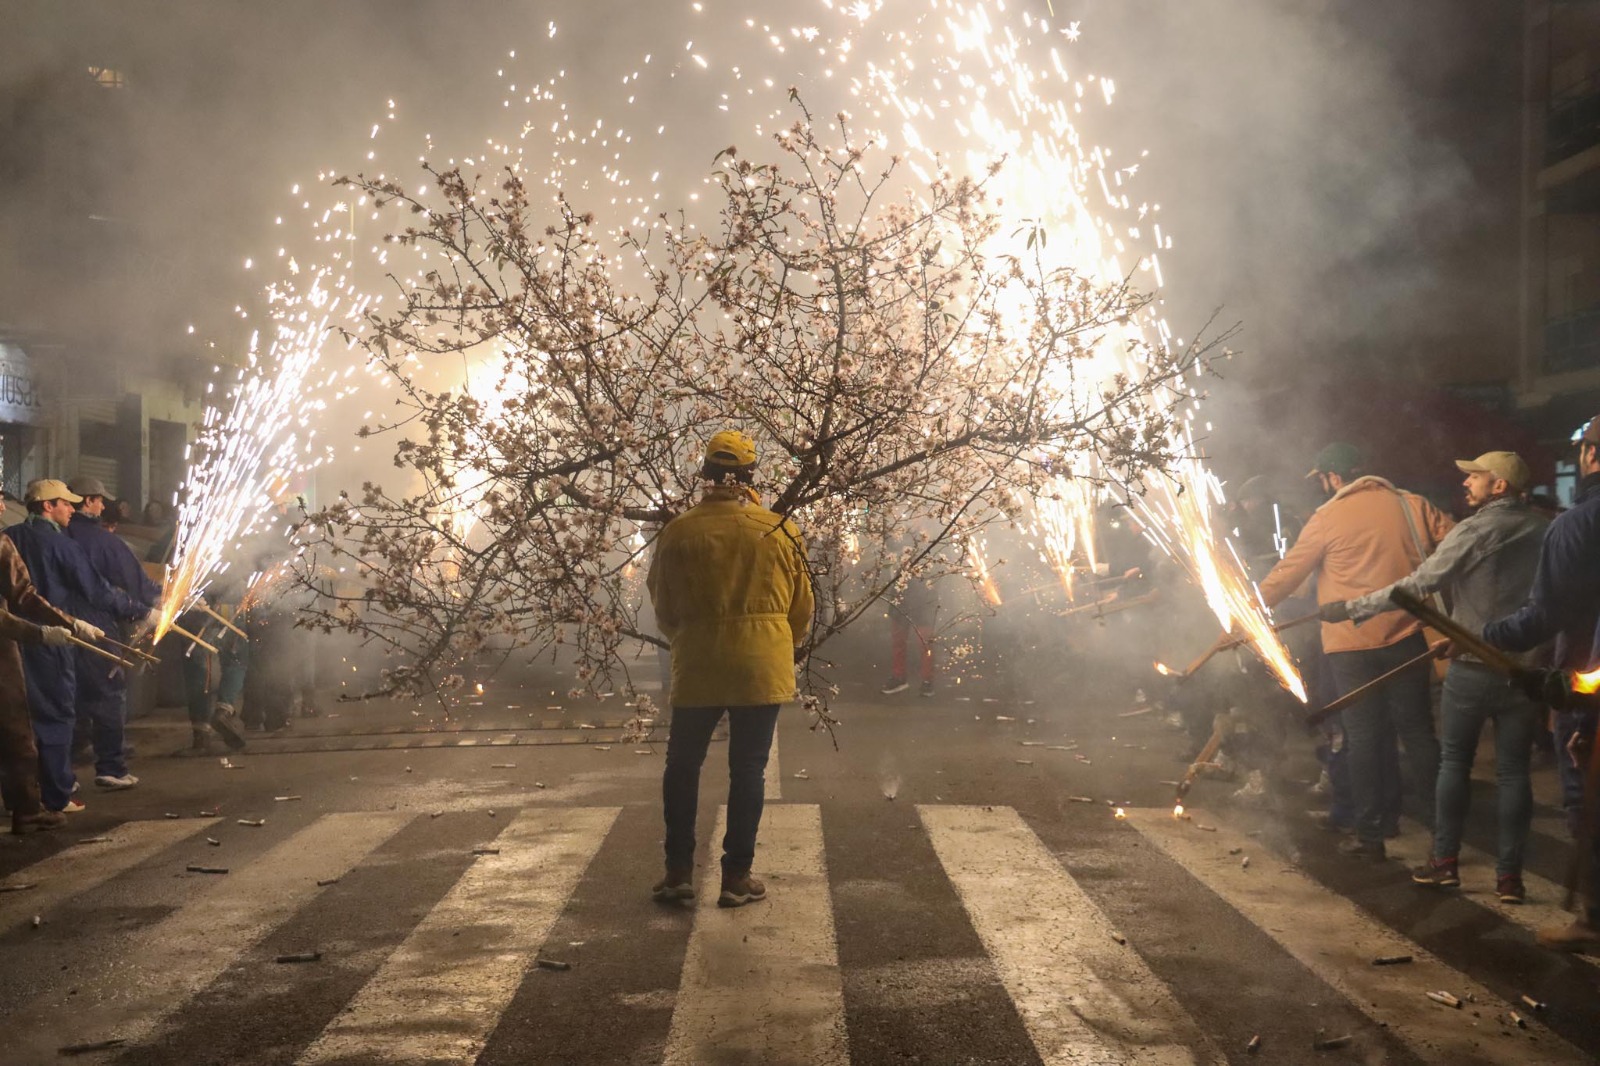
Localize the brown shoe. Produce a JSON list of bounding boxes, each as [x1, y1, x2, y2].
[[651, 868, 695, 903], [718, 871, 767, 908], [11, 809, 67, 835], [1536, 919, 1600, 954]]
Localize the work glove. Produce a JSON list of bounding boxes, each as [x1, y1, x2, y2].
[[71, 618, 105, 642], [1318, 600, 1351, 624], [40, 626, 72, 647]]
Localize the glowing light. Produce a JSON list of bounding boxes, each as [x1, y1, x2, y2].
[[968, 540, 1002, 607], [1574, 668, 1600, 695]]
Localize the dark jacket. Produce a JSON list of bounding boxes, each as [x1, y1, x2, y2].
[[5, 515, 143, 627], [1482, 473, 1600, 670], [67, 511, 160, 635]]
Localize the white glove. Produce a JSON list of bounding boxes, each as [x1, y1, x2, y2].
[[71, 619, 105, 642], [41, 626, 72, 647]]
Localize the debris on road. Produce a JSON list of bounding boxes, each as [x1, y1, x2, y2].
[[1117, 706, 1154, 718], [1245, 1034, 1262, 1055], [1371, 955, 1413, 967], [237, 819, 265, 827], [1015, 759, 1034, 766], [1519, 994, 1546, 1012], [185, 865, 229, 875], [1068, 796, 1095, 803], [1311, 1033, 1352, 1051], [1510, 1011, 1528, 1029], [275, 951, 323, 964], [76, 836, 111, 844], [1110, 932, 1127, 945], [535, 957, 571, 971], [317, 878, 340, 886], [274, 795, 302, 802], [994, 715, 1015, 721], [1426, 991, 1462, 1009], [533, 782, 547, 789], [1019, 740, 1043, 747], [491, 763, 516, 769], [1240, 856, 1251, 869], [31, 914, 42, 928], [0, 883, 37, 893], [164, 812, 180, 819], [473, 847, 501, 856], [206, 838, 221, 847], [792, 770, 810, 780], [1194, 824, 1217, 832], [593, 745, 612, 751]]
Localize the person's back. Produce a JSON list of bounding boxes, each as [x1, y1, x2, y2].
[[647, 430, 813, 910]]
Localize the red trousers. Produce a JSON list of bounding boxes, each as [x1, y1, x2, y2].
[[890, 615, 935, 682]]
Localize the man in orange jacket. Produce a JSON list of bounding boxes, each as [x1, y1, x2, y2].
[[1257, 443, 1454, 860]]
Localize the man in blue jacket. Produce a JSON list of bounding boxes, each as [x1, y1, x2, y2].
[[1483, 415, 1600, 952], [4, 480, 144, 810], [66, 476, 161, 788]]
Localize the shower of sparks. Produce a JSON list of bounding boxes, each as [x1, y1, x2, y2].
[[171, 1, 1303, 699], [967, 539, 1002, 607]]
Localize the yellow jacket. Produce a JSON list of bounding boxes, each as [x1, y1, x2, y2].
[[647, 488, 814, 707]]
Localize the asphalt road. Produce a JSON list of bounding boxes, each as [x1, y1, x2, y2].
[[0, 672, 1595, 1065]]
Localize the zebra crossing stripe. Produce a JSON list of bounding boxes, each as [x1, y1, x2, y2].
[[5, 811, 410, 1063], [1389, 817, 1598, 969], [663, 804, 847, 1065], [1126, 808, 1594, 1064], [765, 730, 781, 800], [297, 806, 619, 1065], [0, 816, 215, 934], [920, 804, 1225, 1066]]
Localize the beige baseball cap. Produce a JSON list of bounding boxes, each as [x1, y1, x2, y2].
[[24, 478, 83, 504], [1454, 451, 1531, 492]]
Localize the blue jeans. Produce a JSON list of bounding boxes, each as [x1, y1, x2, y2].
[[1554, 709, 1593, 837], [1328, 634, 1439, 847], [181, 634, 250, 726], [663, 705, 779, 874], [1432, 662, 1538, 875]]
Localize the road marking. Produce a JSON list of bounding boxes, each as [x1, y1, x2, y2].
[[765, 729, 781, 800], [298, 806, 618, 1065], [920, 805, 1223, 1066], [664, 804, 845, 1065], [1127, 808, 1593, 1064], [5, 811, 409, 1061], [0, 817, 215, 934], [1390, 817, 1597, 969]]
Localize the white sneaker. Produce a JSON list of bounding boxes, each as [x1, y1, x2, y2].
[[94, 774, 139, 790], [62, 799, 87, 813]]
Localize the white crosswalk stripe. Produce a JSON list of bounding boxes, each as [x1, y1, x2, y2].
[[0, 802, 1588, 1065], [4, 811, 410, 1063], [0, 816, 215, 935], [664, 804, 847, 1066], [1125, 808, 1593, 1065], [298, 806, 619, 1065], [921, 804, 1224, 1066]]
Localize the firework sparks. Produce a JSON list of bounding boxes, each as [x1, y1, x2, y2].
[[967, 539, 1002, 607], [1574, 667, 1600, 695]]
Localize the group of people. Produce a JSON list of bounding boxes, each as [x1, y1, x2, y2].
[[0, 477, 158, 833], [1256, 429, 1600, 953]]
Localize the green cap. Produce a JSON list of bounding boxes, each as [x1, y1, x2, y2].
[[1307, 442, 1364, 479]]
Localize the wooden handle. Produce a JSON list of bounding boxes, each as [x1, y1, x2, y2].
[[168, 621, 220, 655], [66, 634, 138, 670], [197, 602, 249, 640]]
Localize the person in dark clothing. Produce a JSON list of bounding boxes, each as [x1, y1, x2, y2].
[[66, 476, 161, 788], [881, 571, 940, 697], [1482, 415, 1600, 952], [3, 480, 142, 811]]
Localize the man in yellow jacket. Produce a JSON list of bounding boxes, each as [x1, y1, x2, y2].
[[1257, 442, 1454, 861], [647, 429, 814, 907]]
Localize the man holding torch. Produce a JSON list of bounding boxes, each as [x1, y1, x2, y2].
[[1480, 416, 1600, 951], [1256, 443, 1453, 861], [1323, 452, 1547, 902], [4, 479, 148, 810]]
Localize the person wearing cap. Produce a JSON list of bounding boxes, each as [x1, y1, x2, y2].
[[0, 532, 79, 833], [1483, 416, 1600, 951], [647, 429, 814, 908], [1257, 443, 1454, 861], [1324, 452, 1548, 901], [4, 479, 146, 809], [66, 475, 161, 786]]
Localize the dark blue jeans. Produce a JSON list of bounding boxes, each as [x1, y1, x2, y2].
[[1554, 709, 1593, 837], [1432, 662, 1538, 875], [1328, 634, 1439, 847], [181, 635, 249, 727], [663, 705, 779, 875]]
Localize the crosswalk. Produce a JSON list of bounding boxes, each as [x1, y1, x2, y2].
[[0, 800, 1592, 1065]]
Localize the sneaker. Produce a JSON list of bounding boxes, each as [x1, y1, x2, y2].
[[209, 707, 249, 751], [94, 774, 139, 790], [1537, 919, 1600, 953], [71, 780, 80, 794], [919, 680, 935, 698], [1496, 875, 1526, 904], [10, 809, 67, 835], [879, 677, 909, 696], [1338, 837, 1386, 861], [1309, 770, 1331, 796], [1411, 857, 1460, 888], [651, 868, 695, 903], [718, 871, 767, 908], [61, 799, 87, 814]]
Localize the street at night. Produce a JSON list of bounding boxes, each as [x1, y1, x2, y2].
[[3, 1, 1600, 1063]]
